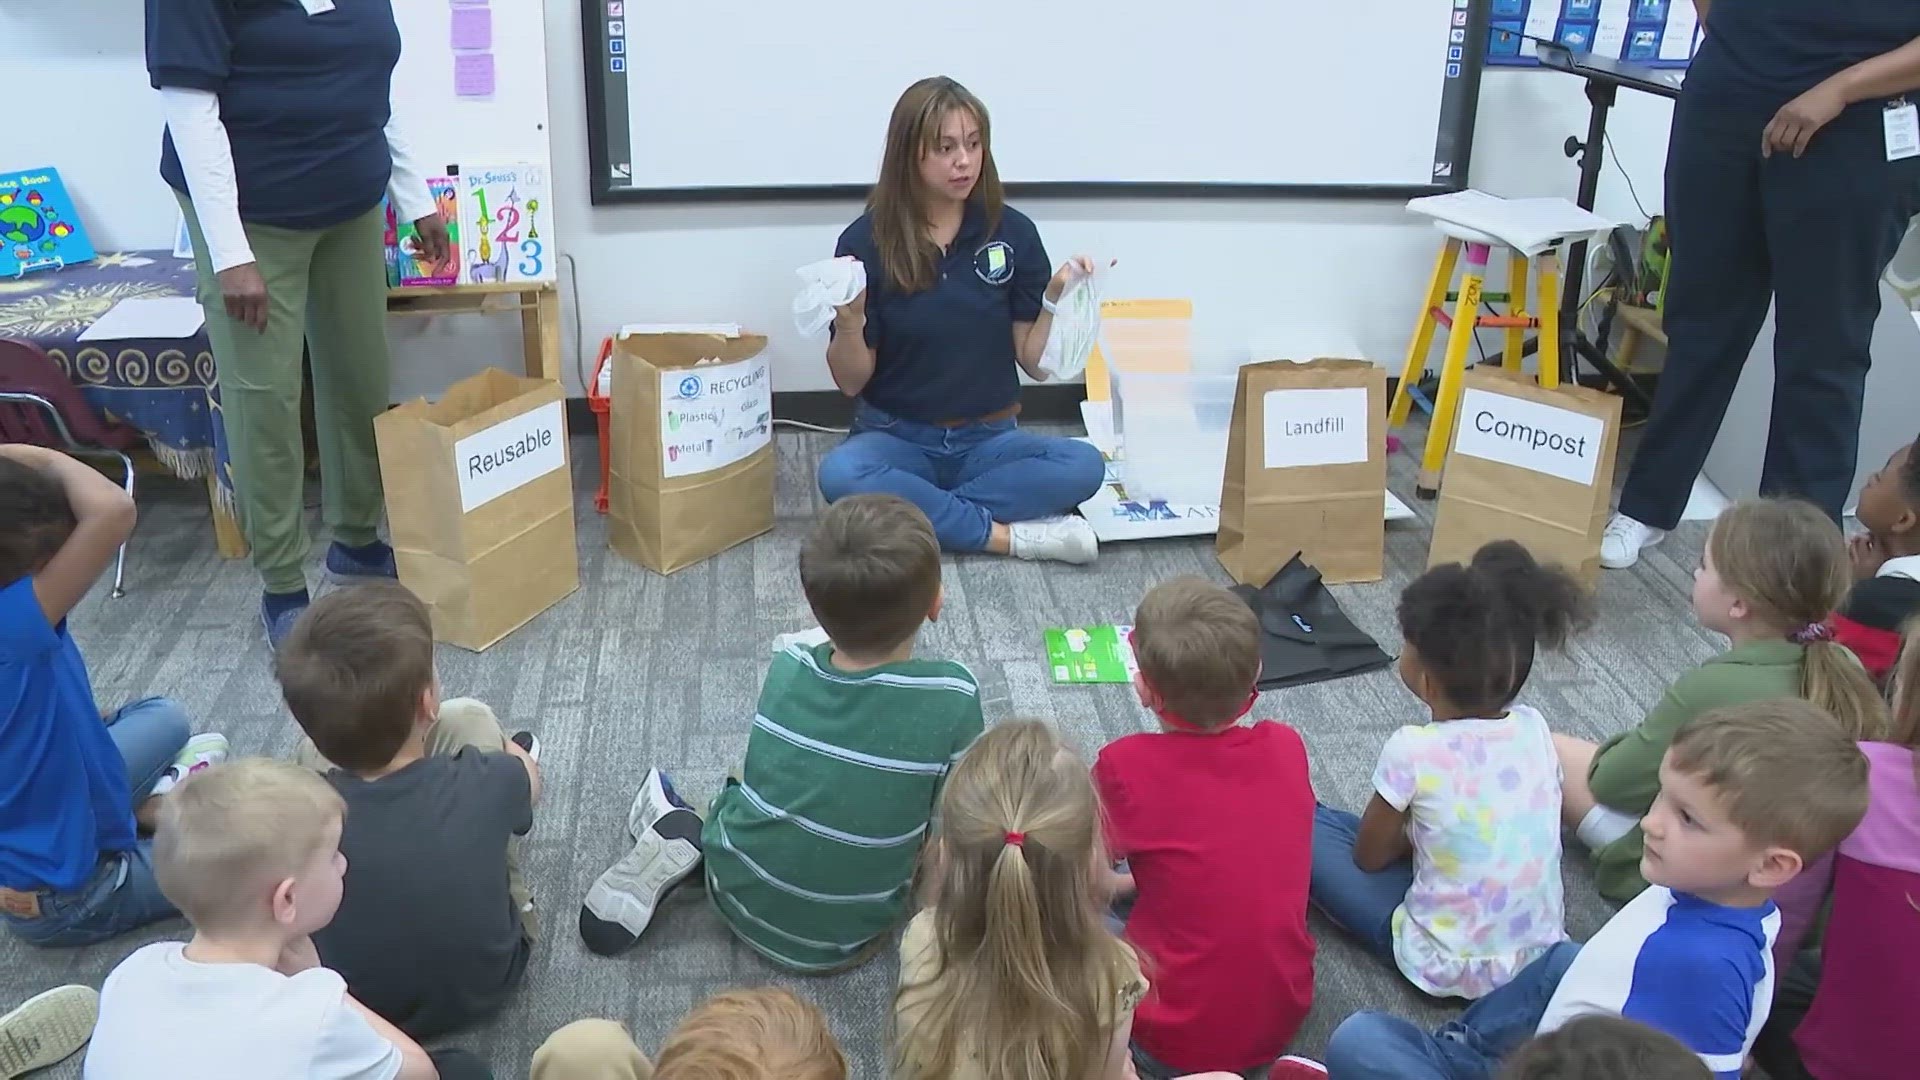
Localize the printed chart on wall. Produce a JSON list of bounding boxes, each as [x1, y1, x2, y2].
[[1488, 0, 1700, 68]]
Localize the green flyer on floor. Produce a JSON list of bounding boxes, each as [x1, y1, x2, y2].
[[1044, 624, 1138, 684]]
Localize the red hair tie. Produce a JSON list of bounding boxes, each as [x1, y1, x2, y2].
[[1003, 831, 1026, 848]]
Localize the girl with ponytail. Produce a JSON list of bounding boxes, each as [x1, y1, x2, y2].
[[1558, 498, 1891, 904], [892, 720, 1144, 1080]]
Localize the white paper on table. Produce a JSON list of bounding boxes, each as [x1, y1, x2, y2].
[[1406, 190, 1617, 258], [77, 297, 206, 341]]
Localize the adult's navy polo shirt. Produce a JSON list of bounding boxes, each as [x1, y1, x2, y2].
[[146, 0, 403, 230], [834, 203, 1051, 424], [1690, 0, 1920, 110]]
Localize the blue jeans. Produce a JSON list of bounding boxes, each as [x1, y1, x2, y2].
[[1309, 803, 1414, 961], [1324, 941, 1582, 1080], [4, 697, 191, 948], [816, 401, 1105, 551]]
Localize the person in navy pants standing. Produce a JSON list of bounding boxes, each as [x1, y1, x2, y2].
[[818, 76, 1107, 565]]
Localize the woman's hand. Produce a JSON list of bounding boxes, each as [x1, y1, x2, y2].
[[1046, 255, 1100, 303], [1763, 80, 1848, 159], [834, 287, 867, 330], [411, 211, 452, 268], [217, 263, 270, 333]]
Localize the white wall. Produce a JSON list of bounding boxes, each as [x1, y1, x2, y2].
[[15, 0, 1675, 400]]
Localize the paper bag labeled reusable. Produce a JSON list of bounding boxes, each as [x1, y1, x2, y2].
[[1428, 366, 1623, 586], [608, 331, 773, 574], [374, 368, 580, 651], [1217, 358, 1388, 586]]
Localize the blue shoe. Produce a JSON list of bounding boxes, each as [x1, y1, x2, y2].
[[261, 592, 309, 652], [325, 540, 398, 580]]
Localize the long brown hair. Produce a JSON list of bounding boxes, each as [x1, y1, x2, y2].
[[894, 720, 1136, 1080], [868, 76, 1004, 294], [1708, 499, 1889, 740]]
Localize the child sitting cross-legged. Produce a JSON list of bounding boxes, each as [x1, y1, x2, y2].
[[84, 758, 462, 1080], [1310, 540, 1592, 1000], [579, 494, 984, 969], [1093, 576, 1317, 1078], [1556, 498, 1888, 903], [1323, 698, 1872, 1080], [277, 582, 542, 1040]]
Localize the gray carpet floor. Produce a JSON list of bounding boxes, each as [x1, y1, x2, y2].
[[8, 422, 1724, 1078]]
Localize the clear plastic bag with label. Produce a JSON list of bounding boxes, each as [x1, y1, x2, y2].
[[792, 256, 867, 337], [1037, 264, 1105, 381]]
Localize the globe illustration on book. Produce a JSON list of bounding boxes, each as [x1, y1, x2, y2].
[[0, 205, 46, 246]]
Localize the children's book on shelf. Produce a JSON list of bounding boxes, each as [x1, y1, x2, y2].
[[1044, 624, 1138, 685], [387, 178, 462, 287], [0, 168, 94, 277], [456, 163, 556, 285]]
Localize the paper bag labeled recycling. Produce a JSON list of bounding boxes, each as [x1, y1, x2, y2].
[[374, 368, 580, 651], [608, 331, 774, 574], [1217, 358, 1388, 586], [1428, 366, 1623, 586]]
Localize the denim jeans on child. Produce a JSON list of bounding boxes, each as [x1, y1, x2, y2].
[[1309, 803, 1415, 961], [1324, 941, 1582, 1080], [4, 697, 191, 947], [816, 401, 1105, 551]]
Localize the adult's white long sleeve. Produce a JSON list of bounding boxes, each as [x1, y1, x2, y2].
[[158, 86, 254, 273], [384, 115, 440, 224]]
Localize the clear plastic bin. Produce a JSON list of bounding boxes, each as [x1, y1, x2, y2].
[[1111, 356, 1243, 506]]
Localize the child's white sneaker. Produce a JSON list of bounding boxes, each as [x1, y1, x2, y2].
[[0, 984, 98, 1078], [149, 732, 230, 797], [581, 777, 702, 957]]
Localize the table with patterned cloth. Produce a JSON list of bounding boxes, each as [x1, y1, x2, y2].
[[0, 249, 246, 556]]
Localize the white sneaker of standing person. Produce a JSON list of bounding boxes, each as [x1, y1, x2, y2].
[[1600, 512, 1666, 569], [1010, 515, 1098, 565]]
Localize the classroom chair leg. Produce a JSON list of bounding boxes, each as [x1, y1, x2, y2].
[[1536, 249, 1562, 390], [1390, 239, 1461, 430], [1504, 251, 1528, 372], [1417, 242, 1490, 498]]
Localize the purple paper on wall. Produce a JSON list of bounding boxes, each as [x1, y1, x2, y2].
[[451, 7, 492, 50], [454, 53, 495, 97]]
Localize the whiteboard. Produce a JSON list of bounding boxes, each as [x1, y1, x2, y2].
[[391, 0, 554, 174], [584, 0, 1486, 201]]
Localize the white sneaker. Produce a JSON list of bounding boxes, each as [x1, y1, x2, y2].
[[1600, 513, 1666, 569], [579, 799, 703, 956], [626, 767, 694, 840], [1009, 516, 1099, 565], [149, 733, 230, 797], [0, 984, 98, 1078]]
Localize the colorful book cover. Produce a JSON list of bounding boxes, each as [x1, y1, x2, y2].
[[0, 167, 94, 278], [394, 178, 461, 286], [1043, 624, 1138, 684], [456, 163, 555, 285]]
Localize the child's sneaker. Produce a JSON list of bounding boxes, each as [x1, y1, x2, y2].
[[324, 539, 398, 580], [626, 767, 695, 840], [510, 730, 541, 763], [0, 984, 98, 1078], [149, 733, 230, 797], [1270, 1056, 1328, 1078], [581, 771, 703, 956]]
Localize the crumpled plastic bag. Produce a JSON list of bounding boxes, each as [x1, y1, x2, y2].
[[1037, 264, 1105, 381], [792, 256, 867, 337]]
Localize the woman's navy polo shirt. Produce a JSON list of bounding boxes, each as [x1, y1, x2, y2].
[[1690, 0, 1920, 110], [146, 0, 402, 230], [834, 203, 1052, 424]]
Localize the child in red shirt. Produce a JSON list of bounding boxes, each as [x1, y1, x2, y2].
[[1093, 577, 1319, 1080]]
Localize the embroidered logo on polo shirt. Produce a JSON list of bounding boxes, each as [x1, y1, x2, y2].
[[974, 241, 1015, 285]]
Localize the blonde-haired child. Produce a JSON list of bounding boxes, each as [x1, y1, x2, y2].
[[1557, 498, 1889, 902], [894, 719, 1144, 1080], [1754, 619, 1920, 1080]]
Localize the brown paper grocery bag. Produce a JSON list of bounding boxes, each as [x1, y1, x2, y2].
[[608, 331, 773, 574], [1428, 367, 1623, 586], [374, 368, 580, 651], [1217, 358, 1389, 586]]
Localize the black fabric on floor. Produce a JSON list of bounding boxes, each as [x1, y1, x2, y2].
[[1233, 555, 1395, 691]]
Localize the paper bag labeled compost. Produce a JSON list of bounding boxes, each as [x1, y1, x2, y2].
[[1217, 358, 1388, 586], [1428, 366, 1622, 586], [608, 330, 773, 574], [375, 368, 580, 651]]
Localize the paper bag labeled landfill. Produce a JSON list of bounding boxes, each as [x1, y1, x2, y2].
[[1429, 367, 1622, 586], [1217, 358, 1388, 586], [608, 330, 773, 574], [375, 368, 580, 651]]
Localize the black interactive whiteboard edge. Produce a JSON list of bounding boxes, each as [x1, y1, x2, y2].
[[581, 0, 1488, 208]]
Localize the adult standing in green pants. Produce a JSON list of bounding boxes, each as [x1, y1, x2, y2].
[[145, 0, 450, 648]]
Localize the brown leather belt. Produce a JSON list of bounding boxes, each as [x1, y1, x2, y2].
[[932, 402, 1021, 428]]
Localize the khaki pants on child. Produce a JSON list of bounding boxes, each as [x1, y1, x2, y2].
[[532, 1021, 655, 1080], [294, 698, 536, 940]]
